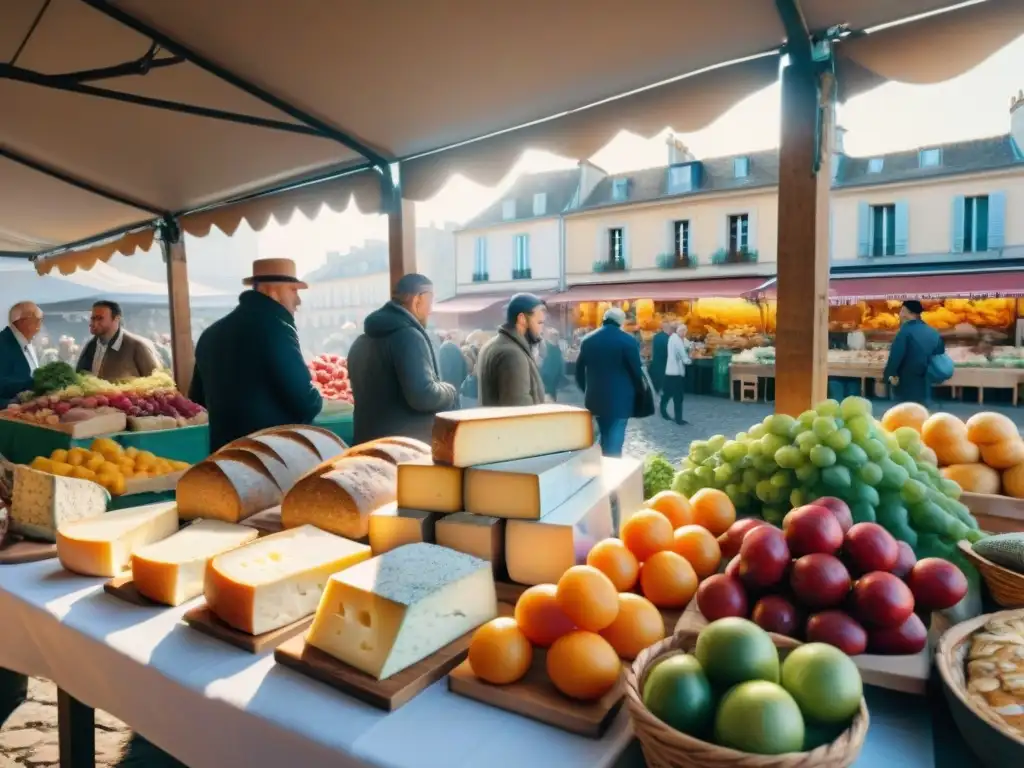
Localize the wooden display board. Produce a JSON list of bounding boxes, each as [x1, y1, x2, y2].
[[961, 491, 1024, 534], [0, 411, 127, 439]]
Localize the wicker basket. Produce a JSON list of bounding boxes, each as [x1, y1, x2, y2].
[[624, 630, 869, 768], [957, 540, 1024, 608], [935, 609, 1024, 767]]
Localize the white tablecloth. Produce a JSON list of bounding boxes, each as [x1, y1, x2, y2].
[[0, 560, 634, 768]]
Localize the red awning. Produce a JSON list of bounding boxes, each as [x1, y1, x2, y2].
[[830, 272, 1024, 304], [545, 277, 768, 304]]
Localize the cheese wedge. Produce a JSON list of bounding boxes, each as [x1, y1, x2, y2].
[[464, 444, 602, 519], [505, 457, 643, 585], [307, 543, 497, 680], [435, 512, 505, 575], [431, 404, 594, 467], [131, 520, 258, 606], [204, 525, 370, 635], [368, 503, 438, 555], [396, 458, 463, 513], [10, 465, 109, 542], [56, 502, 178, 577], [177, 455, 282, 522]]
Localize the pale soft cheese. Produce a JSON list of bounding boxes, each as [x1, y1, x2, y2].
[[131, 519, 258, 606], [505, 457, 644, 585], [306, 542, 497, 680], [431, 405, 594, 467], [56, 502, 178, 577], [463, 443, 602, 519], [396, 458, 463, 513], [204, 525, 370, 635], [11, 465, 108, 542], [367, 503, 438, 555], [435, 512, 505, 575]]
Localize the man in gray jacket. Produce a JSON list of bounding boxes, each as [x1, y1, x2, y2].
[[477, 293, 547, 407], [349, 274, 457, 443]]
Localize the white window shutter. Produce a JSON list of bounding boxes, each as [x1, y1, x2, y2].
[[894, 201, 910, 255], [856, 202, 870, 257], [747, 211, 758, 251], [951, 195, 966, 253], [622, 227, 630, 268], [988, 192, 1006, 249]]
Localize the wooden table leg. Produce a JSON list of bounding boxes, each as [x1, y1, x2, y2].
[[57, 688, 95, 768]]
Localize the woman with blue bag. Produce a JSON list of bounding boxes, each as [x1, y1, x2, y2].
[[883, 299, 951, 406]]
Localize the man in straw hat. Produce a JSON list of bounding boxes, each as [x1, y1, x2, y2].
[[190, 258, 322, 451]]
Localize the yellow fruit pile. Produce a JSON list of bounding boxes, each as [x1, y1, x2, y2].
[[28, 437, 189, 496]]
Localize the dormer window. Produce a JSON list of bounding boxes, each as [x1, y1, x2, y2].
[[734, 157, 750, 179], [919, 148, 942, 168], [501, 199, 516, 220], [532, 192, 547, 216], [668, 164, 695, 194], [611, 178, 630, 202], [867, 158, 884, 174]]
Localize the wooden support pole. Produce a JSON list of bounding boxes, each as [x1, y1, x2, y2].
[[57, 688, 95, 768], [161, 228, 195, 394], [774, 63, 834, 415], [387, 178, 418, 293]]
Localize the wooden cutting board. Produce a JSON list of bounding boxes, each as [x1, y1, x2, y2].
[[184, 604, 313, 653], [495, 581, 528, 604], [103, 574, 164, 607], [0, 536, 57, 565]]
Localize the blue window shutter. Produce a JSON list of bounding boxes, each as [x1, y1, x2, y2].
[[988, 192, 1007, 249], [894, 201, 909, 255], [856, 202, 870, 257], [524, 234, 531, 269], [622, 228, 630, 268], [951, 195, 965, 253]]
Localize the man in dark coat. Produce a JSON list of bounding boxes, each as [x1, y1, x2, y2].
[[477, 293, 547, 407], [349, 274, 457, 443], [574, 307, 644, 457], [438, 335, 468, 391], [539, 329, 566, 402], [190, 259, 322, 452], [883, 299, 945, 406], [0, 302, 42, 403], [649, 320, 671, 393]]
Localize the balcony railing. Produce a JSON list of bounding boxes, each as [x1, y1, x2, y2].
[[710, 247, 759, 265], [472, 272, 490, 282], [593, 259, 627, 273], [512, 268, 533, 280], [656, 252, 698, 270]]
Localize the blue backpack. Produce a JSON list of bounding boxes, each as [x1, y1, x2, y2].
[[928, 352, 954, 384]]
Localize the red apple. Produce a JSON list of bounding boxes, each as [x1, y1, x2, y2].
[[751, 595, 802, 638], [851, 571, 915, 629], [906, 558, 968, 611], [739, 526, 791, 588], [724, 556, 742, 580], [696, 574, 749, 621], [790, 553, 852, 609], [868, 612, 928, 655], [890, 541, 917, 580], [806, 610, 868, 655], [843, 523, 899, 575], [717, 518, 769, 560], [814, 496, 854, 534], [783, 505, 844, 556]]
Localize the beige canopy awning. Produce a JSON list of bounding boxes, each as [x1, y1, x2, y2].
[[0, 0, 1019, 273]]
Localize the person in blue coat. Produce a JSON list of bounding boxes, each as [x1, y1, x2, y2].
[[648, 320, 671, 394], [883, 300, 944, 406], [574, 307, 644, 457], [1, 302, 43, 404]]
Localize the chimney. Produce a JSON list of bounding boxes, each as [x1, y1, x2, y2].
[[666, 134, 695, 165], [1012, 89, 1024, 154]]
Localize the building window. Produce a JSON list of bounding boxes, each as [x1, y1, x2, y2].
[[920, 148, 942, 168], [532, 192, 547, 216], [963, 195, 990, 253], [870, 204, 897, 257], [734, 157, 749, 178], [867, 158, 884, 174], [513, 234, 531, 279], [611, 178, 629, 202], [673, 220, 690, 258], [608, 227, 625, 266], [501, 199, 516, 220], [728, 214, 749, 252], [473, 237, 488, 281], [668, 165, 693, 194]]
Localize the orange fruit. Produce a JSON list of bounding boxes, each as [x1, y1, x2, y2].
[[514, 584, 576, 647], [671, 525, 722, 579], [620, 509, 674, 562], [640, 550, 699, 608], [546, 631, 622, 700], [599, 593, 666, 660], [689, 488, 736, 536], [646, 490, 694, 528], [586, 539, 640, 592], [468, 617, 533, 685], [555, 565, 619, 631]]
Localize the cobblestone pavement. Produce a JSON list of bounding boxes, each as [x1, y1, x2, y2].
[[2, 389, 1022, 766]]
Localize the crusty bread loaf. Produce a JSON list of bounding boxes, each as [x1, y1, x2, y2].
[[218, 434, 320, 492], [342, 439, 430, 466], [176, 453, 282, 522], [246, 424, 346, 461]]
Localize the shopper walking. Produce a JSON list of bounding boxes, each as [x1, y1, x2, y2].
[[539, 328, 566, 402], [649, 320, 671, 393], [438, 332, 468, 391], [574, 307, 644, 457], [884, 299, 945, 406], [661, 324, 691, 425], [477, 293, 547, 406]]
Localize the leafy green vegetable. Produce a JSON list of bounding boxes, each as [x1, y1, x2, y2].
[[642, 454, 676, 499], [32, 362, 79, 395]]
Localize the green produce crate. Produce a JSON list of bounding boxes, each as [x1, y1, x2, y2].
[[712, 350, 733, 397]]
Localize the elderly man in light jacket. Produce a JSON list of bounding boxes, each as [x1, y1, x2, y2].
[[660, 324, 691, 425]]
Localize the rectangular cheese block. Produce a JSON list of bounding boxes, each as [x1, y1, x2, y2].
[[56, 502, 178, 577], [368, 503, 438, 555], [431, 404, 594, 467], [463, 443, 602, 519], [11, 465, 109, 541], [505, 457, 644, 585], [396, 458, 463, 513], [204, 524, 370, 635], [131, 519, 259, 606], [177, 455, 282, 523], [306, 542, 497, 680], [435, 512, 505, 576]]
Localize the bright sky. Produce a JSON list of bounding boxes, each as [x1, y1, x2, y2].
[[257, 34, 1024, 273]]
